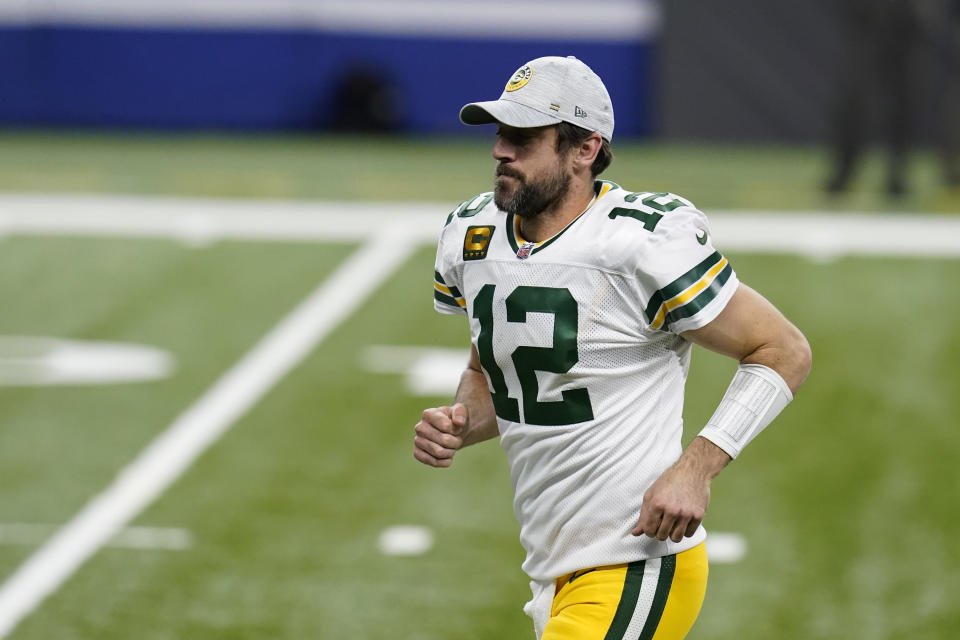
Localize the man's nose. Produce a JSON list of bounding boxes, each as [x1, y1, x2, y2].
[[492, 136, 515, 163]]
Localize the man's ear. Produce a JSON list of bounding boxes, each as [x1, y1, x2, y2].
[[573, 133, 602, 172]]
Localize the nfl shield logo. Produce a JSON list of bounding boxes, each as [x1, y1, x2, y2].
[[516, 242, 535, 259]]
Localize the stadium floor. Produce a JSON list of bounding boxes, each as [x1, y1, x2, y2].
[[0, 135, 957, 639]]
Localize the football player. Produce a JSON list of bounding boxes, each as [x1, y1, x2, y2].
[[415, 56, 812, 640]]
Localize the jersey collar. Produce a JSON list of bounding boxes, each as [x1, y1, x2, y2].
[[506, 180, 614, 257]]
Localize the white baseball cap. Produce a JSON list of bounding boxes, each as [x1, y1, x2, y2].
[[460, 56, 614, 141]]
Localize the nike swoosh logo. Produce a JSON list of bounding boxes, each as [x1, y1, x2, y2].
[[567, 568, 597, 584], [696, 229, 708, 245]]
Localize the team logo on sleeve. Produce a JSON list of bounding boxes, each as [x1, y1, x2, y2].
[[463, 226, 495, 261]]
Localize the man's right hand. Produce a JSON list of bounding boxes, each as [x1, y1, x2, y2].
[[413, 403, 468, 468]]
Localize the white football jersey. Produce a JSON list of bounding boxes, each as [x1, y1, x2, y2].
[[432, 180, 739, 581]]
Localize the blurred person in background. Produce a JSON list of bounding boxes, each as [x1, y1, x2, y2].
[[413, 56, 812, 640], [824, 0, 928, 197], [328, 62, 405, 133], [943, 0, 960, 186]]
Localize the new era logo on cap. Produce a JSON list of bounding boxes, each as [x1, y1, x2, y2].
[[459, 56, 615, 141]]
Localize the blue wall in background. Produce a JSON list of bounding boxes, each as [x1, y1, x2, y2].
[[0, 26, 656, 137]]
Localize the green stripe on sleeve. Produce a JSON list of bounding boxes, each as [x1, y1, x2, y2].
[[434, 290, 463, 310], [435, 271, 463, 299], [603, 560, 646, 640], [637, 554, 677, 640], [661, 264, 734, 330], [643, 252, 724, 324]]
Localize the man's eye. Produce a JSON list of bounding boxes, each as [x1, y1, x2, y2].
[[504, 134, 530, 145]]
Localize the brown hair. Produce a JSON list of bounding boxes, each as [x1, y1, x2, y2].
[[555, 121, 614, 177]]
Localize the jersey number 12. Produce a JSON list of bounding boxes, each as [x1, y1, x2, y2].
[[473, 284, 594, 426]]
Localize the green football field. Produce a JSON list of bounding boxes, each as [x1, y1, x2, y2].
[[0, 133, 958, 639]]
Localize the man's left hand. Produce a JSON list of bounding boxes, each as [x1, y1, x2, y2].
[[632, 466, 710, 542], [631, 436, 730, 542]]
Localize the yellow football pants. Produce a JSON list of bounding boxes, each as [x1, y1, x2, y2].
[[542, 543, 708, 640]]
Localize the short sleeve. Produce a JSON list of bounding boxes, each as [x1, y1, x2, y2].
[[636, 204, 739, 333], [433, 221, 467, 316]]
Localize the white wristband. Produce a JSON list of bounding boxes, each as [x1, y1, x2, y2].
[[698, 363, 793, 459]]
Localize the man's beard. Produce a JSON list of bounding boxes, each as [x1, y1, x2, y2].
[[494, 164, 571, 219]]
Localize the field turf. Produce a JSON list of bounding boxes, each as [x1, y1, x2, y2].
[[0, 133, 957, 639]]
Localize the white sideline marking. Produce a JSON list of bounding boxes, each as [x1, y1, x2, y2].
[[0, 193, 445, 244], [377, 526, 435, 557], [706, 532, 748, 564], [0, 337, 174, 386], [0, 192, 957, 258], [706, 211, 960, 260], [0, 524, 192, 551], [362, 345, 469, 396], [0, 230, 418, 638]]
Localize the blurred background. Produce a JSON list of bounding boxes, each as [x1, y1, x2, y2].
[[0, 1, 958, 639]]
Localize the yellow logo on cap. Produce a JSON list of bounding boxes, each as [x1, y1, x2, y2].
[[505, 66, 532, 92]]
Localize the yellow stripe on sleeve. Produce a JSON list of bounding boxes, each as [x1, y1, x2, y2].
[[650, 257, 729, 330], [434, 282, 466, 307]]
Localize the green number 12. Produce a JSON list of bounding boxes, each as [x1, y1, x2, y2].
[[473, 284, 594, 426]]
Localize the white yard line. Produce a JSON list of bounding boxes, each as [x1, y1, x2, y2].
[[0, 227, 418, 638], [0, 193, 444, 244], [0, 192, 957, 257], [705, 532, 748, 564], [707, 211, 960, 260], [0, 524, 193, 551]]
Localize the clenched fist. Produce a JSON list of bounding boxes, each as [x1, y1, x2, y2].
[[413, 403, 468, 468]]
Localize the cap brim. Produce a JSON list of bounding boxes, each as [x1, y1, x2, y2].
[[459, 99, 562, 130]]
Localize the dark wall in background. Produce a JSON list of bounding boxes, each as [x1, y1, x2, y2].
[[657, 0, 950, 144]]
